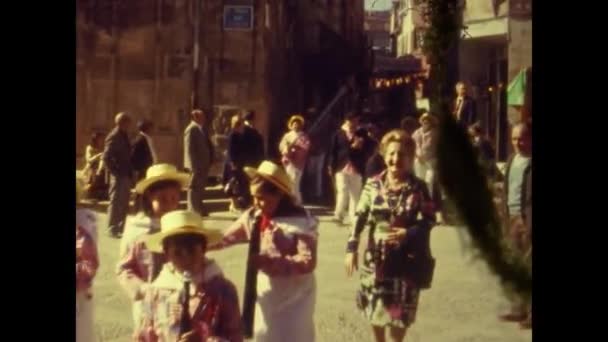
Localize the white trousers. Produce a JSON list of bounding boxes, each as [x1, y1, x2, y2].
[[254, 273, 316, 342], [414, 158, 436, 196], [285, 164, 303, 205], [76, 291, 95, 342], [334, 171, 363, 223]]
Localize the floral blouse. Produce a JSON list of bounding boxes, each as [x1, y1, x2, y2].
[[212, 207, 318, 277], [117, 213, 166, 301], [279, 131, 311, 170], [134, 260, 243, 342], [346, 171, 436, 255]]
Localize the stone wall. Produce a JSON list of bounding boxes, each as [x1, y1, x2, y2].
[[76, 0, 365, 167], [463, 0, 508, 22]]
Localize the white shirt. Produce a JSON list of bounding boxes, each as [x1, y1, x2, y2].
[[455, 96, 465, 118], [507, 153, 531, 215], [140, 132, 158, 163]]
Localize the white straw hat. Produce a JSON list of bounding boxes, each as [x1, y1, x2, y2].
[[244, 160, 295, 198], [146, 210, 223, 253], [135, 164, 191, 194]]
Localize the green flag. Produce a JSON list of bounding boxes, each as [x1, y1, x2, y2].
[[507, 69, 526, 106]]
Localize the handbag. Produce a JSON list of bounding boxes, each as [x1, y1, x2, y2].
[[402, 251, 435, 289]]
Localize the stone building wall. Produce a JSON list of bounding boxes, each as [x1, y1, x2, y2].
[[76, 0, 365, 167]]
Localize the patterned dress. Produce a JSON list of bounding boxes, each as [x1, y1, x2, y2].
[[346, 171, 435, 328]]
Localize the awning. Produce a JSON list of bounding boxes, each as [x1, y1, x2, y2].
[[462, 16, 508, 39], [507, 68, 527, 106], [373, 55, 422, 75]]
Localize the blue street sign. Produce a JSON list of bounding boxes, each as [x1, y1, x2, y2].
[[223, 5, 254, 30]]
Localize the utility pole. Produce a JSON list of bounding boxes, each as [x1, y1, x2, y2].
[[191, 0, 201, 109]]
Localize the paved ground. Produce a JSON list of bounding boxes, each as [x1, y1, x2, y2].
[[90, 208, 531, 342]]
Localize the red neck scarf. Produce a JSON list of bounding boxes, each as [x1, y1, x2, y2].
[[260, 214, 272, 233]]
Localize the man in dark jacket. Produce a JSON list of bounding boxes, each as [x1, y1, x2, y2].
[[328, 113, 363, 225], [499, 121, 532, 329], [361, 124, 385, 180], [453, 82, 477, 129], [241, 110, 265, 168], [103, 112, 133, 238], [468, 122, 497, 180], [131, 119, 157, 181]]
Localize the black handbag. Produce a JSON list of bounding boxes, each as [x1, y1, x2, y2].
[[402, 253, 436, 290]]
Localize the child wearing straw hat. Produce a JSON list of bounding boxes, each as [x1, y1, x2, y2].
[[134, 210, 243, 342], [76, 176, 99, 342], [211, 160, 319, 342], [278, 114, 310, 204], [116, 163, 190, 329]]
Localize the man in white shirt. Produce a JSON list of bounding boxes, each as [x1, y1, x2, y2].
[[499, 121, 532, 329]]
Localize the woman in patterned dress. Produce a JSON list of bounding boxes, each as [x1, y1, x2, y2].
[[345, 130, 436, 342]]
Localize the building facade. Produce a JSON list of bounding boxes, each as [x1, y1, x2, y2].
[[459, 0, 532, 160], [76, 0, 365, 168], [389, 0, 532, 160], [364, 10, 392, 54]]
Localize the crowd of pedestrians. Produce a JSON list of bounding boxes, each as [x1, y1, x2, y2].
[[76, 82, 532, 341]]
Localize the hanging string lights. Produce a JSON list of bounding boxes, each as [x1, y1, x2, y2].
[[371, 75, 420, 90]]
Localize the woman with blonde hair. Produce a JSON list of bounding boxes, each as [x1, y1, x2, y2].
[[345, 129, 436, 342], [279, 114, 311, 204], [82, 131, 108, 200]]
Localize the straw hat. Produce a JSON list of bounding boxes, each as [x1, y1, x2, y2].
[[135, 164, 191, 194], [287, 114, 305, 128], [146, 210, 223, 253], [244, 160, 295, 198], [419, 112, 438, 125]]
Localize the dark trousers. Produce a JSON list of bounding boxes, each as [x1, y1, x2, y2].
[[505, 215, 532, 316], [107, 175, 132, 235], [188, 170, 208, 216]]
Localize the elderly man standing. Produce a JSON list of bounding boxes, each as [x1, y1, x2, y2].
[[499, 121, 532, 329], [453, 82, 477, 128], [184, 109, 213, 216], [103, 112, 133, 238]]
